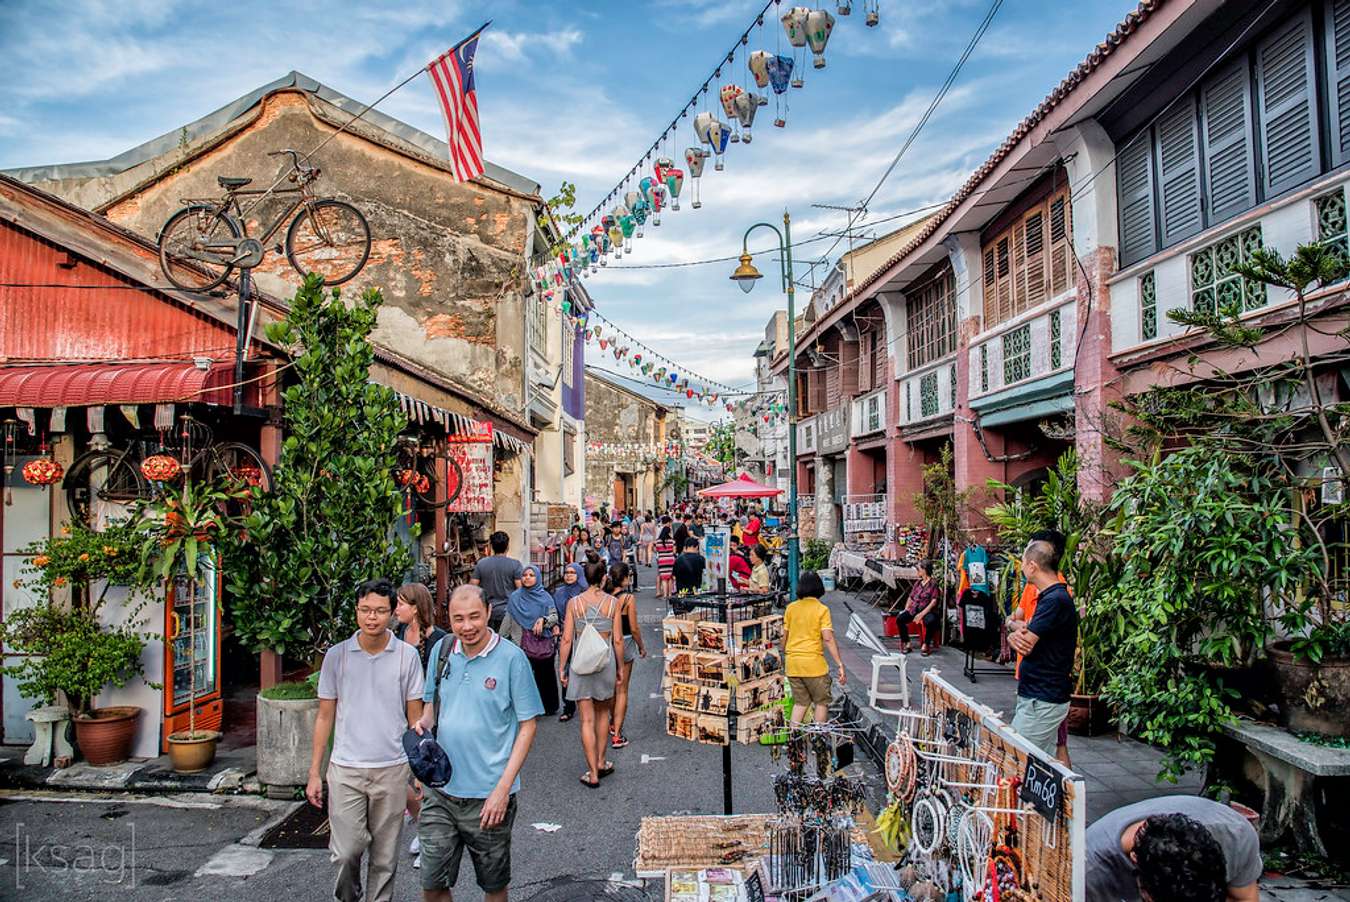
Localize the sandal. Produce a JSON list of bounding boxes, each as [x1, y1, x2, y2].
[[580, 774, 600, 789], [558, 713, 573, 722], [598, 762, 615, 778], [611, 734, 629, 749]]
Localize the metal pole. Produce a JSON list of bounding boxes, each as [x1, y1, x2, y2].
[[783, 212, 799, 604], [722, 734, 734, 814], [233, 268, 251, 414]]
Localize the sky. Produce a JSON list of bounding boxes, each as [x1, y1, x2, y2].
[[0, 0, 1136, 407]]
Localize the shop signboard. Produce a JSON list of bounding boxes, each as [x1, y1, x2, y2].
[[816, 405, 850, 455], [704, 527, 730, 585], [446, 421, 494, 513]]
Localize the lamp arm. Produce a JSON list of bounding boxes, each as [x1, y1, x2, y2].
[[742, 222, 788, 293]]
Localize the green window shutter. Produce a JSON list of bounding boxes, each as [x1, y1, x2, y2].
[[1256, 10, 1320, 196], [1201, 59, 1256, 224], [1325, 0, 1350, 167], [1156, 96, 1203, 247], [1117, 133, 1157, 266]]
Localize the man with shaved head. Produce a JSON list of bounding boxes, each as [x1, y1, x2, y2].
[[1007, 530, 1077, 757]]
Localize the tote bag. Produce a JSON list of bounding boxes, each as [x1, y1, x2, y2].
[[571, 600, 612, 675]]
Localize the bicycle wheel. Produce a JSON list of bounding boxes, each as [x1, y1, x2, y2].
[[64, 450, 151, 523], [205, 442, 273, 493], [406, 454, 465, 509], [285, 199, 371, 286], [158, 204, 242, 292]]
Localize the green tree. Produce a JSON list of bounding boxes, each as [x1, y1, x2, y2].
[[225, 276, 415, 663], [706, 421, 738, 468]]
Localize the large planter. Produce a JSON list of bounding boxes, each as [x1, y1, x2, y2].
[[167, 729, 221, 773], [1267, 641, 1350, 737], [256, 693, 324, 788], [1065, 693, 1113, 736], [73, 706, 141, 766]]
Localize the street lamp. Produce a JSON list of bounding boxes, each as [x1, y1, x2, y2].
[[729, 212, 799, 603]]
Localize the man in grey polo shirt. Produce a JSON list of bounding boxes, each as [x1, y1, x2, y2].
[[307, 579, 425, 902], [471, 531, 523, 632]]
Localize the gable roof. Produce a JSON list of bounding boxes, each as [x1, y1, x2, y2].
[[4, 70, 541, 199]]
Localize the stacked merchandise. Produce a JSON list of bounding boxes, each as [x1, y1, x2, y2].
[[663, 596, 786, 746]]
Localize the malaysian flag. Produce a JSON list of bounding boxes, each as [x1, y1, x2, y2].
[[428, 21, 490, 182]]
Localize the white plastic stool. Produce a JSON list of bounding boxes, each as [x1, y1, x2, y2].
[[868, 651, 911, 718], [24, 705, 74, 767]]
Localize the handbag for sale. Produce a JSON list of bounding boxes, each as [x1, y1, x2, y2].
[[571, 601, 613, 675]]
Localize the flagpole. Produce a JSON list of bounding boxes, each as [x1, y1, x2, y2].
[[304, 65, 431, 160]]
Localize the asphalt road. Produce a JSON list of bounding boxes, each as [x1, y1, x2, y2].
[[0, 561, 882, 901]]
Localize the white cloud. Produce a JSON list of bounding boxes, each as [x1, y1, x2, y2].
[[479, 27, 584, 65]]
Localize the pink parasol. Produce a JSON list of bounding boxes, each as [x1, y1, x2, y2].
[[697, 472, 783, 499]]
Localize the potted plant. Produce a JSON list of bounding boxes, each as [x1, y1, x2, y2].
[[0, 521, 153, 765], [137, 479, 245, 773], [256, 673, 326, 790]]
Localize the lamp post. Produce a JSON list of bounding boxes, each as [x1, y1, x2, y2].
[[729, 212, 798, 603]]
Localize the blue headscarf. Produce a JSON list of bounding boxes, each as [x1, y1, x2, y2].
[[552, 561, 588, 617], [508, 565, 556, 629]]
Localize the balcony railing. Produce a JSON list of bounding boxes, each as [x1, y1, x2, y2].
[[967, 298, 1076, 401], [843, 493, 887, 534], [851, 387, 888, 437], [898, 357, 957, 427]]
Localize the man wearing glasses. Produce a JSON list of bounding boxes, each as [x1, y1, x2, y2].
[[307, 579, 426, 902]]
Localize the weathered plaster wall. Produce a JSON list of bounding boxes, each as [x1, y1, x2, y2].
[[96, 92, 533, 413], [583, 373, 661, 510]]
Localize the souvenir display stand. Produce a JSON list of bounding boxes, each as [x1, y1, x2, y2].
[[663, 592, 787, 814], [876, 671, 1086, 902]]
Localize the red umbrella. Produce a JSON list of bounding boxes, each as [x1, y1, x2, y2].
[[697, 472, 783, 499]]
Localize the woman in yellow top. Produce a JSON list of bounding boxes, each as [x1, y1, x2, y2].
[[782, 571, 847, 726]]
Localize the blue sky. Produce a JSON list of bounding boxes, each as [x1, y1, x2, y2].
[[0, 0, 1134, 395]]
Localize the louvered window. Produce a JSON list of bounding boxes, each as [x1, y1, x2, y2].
[[1117, 135, 1157, 266], [1157, 97, 1203, 247], [1325, 0, 1350, 166], [981, 188, 1073, 329], [825, 363, 842, 407], [1140, 271, 1158, 341], [906, 263, 956, 370], [1190, 226, 1265, 315], [840, 340, 860, 397], [1316, 189, 1350, 272], [1201, 60, 1256, 224], [1257, 10, 1319, 197], [875, 331, 888, 385], [1002, 325, 1032, 385], [857, 331, 874, 393]]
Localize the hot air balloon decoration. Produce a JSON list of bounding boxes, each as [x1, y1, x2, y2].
[[733, 91, 761, 142], [865, 0, 879, 26], [649, 183, 667, 225], [719, 84, 745, 142], [631, 198, 648, 236], [837, 0, 852, 13], [748, 49, 771, 88], [608, 224, 624, 258], [706, 118, 731, 171], [781, 7, 810, 87], [663, 167, 684, 210], [684, 147, 708, 209], [806, 9, 835, 68], [765, 55, 794, 127], [619, 215, 636, 251]]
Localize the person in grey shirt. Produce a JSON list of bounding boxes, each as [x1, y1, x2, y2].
[[1086, 795, 1261, 902], [472, 530, 523, 631]]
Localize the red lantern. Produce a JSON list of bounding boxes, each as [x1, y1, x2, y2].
[[22, 457, 63, 486], [398, 468, 419, 487], [234, 463, 265, 488], [140, 454, 182, 482], [686, 389, 695, 398]]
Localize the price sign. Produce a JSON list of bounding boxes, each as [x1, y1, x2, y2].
[[1020, 755, 1062, 821]]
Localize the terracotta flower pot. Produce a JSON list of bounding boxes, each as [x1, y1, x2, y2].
[[1267, 641, 1350, 737], [73, 706, 141, 766], [166, 729, 221, 774]]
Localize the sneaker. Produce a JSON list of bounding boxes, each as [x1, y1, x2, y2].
[[409, 835, 420, 855], [413, 854, 421, 870]]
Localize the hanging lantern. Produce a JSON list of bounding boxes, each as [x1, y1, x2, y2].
[[684, 147, 708, 209], [719, 84, 745, 142], [141, 453, 182, 483], [733, 91, 761, 143], [669, 372, 679, 384], [663, 167, 685, 211], [748, 50, 771, 88], [865, 0, 879, 27], [781, 6, 810, 88], [765, 55, 794, 127], [649, 183, 667, 224], [837, 0, 852, 14], [22, 456, 63, 486], [805, 9, 836, 69], [707, 119, 731, 171]]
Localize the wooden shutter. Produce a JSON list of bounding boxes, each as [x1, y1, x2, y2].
[[1010, 219, 1028, 316], [840, 339, 859, 397], [1326, 0, 1350, 166], [1256, 10, 1320, 196], [1022, 209, 1047, 309], [1201, 59, 1256, 224], [1048, 191, 1073, 296], [982, 247, 997, 326], [875, 331, 888, 384], [825, 363, 841, 407], [1156, 96, 1203, 246], [1117, 133, 1156, 266], [857, 332, 873, 393], [996, 236, 1013, 323]]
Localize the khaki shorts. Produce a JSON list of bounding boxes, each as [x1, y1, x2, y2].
[[1011, 696, 1070, 758], [418, 790, 517, 893], [788, 674, 832, 706]]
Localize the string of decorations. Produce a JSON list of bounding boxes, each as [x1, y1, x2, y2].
[[537, 0, 881, 286]]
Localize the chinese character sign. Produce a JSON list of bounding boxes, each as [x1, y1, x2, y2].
[[447, 421, 494, 512]]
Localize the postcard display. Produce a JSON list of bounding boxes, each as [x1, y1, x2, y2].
[[877, 672, 1086, 902], [662, 597, 787, 749]]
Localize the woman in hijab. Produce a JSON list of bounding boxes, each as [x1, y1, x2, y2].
[[506, 565, 561, 716], [552, 562, 588, 722]]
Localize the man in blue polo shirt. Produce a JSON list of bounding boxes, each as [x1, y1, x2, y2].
[[415, 584, 543, 902]]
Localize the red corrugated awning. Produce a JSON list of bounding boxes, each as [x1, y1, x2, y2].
[[0, 362, 246, 407]]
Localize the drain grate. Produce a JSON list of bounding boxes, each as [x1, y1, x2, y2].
[[258, 803, 331, 849], [522, 878, 653, 902]]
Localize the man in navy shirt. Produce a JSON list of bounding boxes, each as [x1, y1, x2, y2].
[[1007, 533, 1077, 757]]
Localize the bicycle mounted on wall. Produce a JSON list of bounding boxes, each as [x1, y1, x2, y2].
[[156, 149, 371, 292]]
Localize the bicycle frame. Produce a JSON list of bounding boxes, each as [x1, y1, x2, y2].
[[191, 185, 312, 245]]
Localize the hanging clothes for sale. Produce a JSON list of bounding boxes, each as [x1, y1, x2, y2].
[[958, 587, 1000, 655], [956, 544, 990, 597]]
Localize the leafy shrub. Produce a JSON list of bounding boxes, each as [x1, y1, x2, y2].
[[0, 604, 147, 716]]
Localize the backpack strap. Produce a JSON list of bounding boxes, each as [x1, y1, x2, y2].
[[430, 638, 453, 740]]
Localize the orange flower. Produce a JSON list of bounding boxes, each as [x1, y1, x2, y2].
[[103, 546, 118, 556], [11, 579, 20, 589], [33, 555, 51, 567], [60, 526, 71, 536], [53, 576, 67, 588], [79, 552, 91, 562]]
